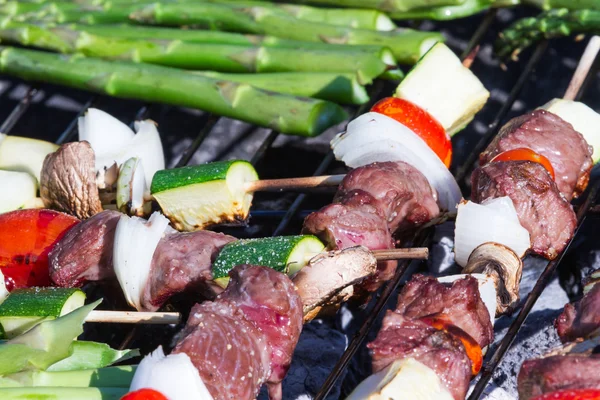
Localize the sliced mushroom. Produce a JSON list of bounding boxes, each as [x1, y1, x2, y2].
[[40, 141, 103, 219], [462, 242, 523, 316], [294, 245, 377, 322]]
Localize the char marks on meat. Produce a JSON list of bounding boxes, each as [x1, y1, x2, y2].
[[394, 274, 493, 348], [555, 283, 600, 343], [141, 230, 236, 311], [472, 160, 576, 259], [335, 161, 439, 232], [49, 210, 120, 287], [368, 313, 472, 400], [303, 161, 439, 291], [480, 110, 593, 200], [173, 265, 302, 400], [517, 354, 600, 400]]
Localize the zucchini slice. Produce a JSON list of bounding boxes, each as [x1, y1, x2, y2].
[[212, 235, 325, 288], [0, 135, 58, 183], [0, 288, 85, 339], [0, 170, 38, 213], [151, 160, 258, 231], [395, 42, 489, 136], [541, 98, 600, 164]]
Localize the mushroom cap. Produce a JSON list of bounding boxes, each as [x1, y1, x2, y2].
[[40, 141, 103, 219]]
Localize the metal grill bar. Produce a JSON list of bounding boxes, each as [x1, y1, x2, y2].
[[174, 114, 220, 168], [0, 87, 37, 134], [55, 97, 97, 145]]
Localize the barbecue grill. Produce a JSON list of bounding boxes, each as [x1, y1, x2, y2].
[[1, 6, 599, 399]]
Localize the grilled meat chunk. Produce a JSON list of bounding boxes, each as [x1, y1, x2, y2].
[[555, 283, 600, 343], [368, 313, 472, 400], [336, 161, 439, 232], [518, 354, 600, 400], [302, 190, 396, 292], [472, 160, 576, 259], [173, 265, 302, 400], [395, 274, 493, 348], [49, 210, 120, 287], [303, 190, 394, 251], [480, 110, 593, 200], [141, 230, 235, 311]]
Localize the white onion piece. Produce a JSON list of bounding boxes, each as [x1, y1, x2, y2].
[[437, 273, 497, 330], [0, 269, 9, 304], [130, 346, 214, 400], [331, 112, 462, 211], [78, 109, 165, 186], [454, 198, 530, 267], [113, 212, 170, 311], [331, 112, 461, 211], [345, 357, 454, 400], [78, 108, 134, 172], [126, 121, 165, 186]]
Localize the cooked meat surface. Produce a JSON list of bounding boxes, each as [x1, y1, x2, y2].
[[555, 283, 600, 343], [472, 160, 576, 259], [302, 190, 396, 292], [174, 301, 271, 400], [480, 110, 593, 200], [394, 274, 493, 348], [173, 265, 302, 400], [49, 210, 120, 287], [368, 313, 472, 400], [518, 354, 600, 400], [336, 161, 439, 232], [303, 190, 394, 251], [40, 141, 103, 219], [141, 230, 236, 311]]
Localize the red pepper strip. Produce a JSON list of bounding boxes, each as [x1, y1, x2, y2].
[[491, 148, 555, 180], [421, 314, 483, 376]]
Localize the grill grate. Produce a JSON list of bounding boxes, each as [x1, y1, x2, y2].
[[1, 9, 599, 399]]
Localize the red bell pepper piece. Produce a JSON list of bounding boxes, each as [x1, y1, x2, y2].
[[121, 388, 169, 400], [0, 209, 79, 290], [532, 389, 600, 400]]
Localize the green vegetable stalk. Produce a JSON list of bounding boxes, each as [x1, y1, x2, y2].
[[0, 387, 128, 399], [524, 0, 600, 11], [0, 300, 101, 376], [47, 341, 139, 371], [496, 8, 600, 60], [390, 0, 519, 20], [0, 22, 400, 80], [0, 47, 348, 136], [4, 366, 136, 388]]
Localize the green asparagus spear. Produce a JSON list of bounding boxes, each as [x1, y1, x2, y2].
[[496, 9, 600, 60], [194, 71, 372, 104], [128, 2, 443, 64], [8, 1, 443, 64], [0, 21, 399, 80], [61, 23, 397, 56], [389, 0, 518, 20], [0, 46, 348, 136], [4, 2, 138, 24]]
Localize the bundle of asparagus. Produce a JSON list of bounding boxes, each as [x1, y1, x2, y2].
[[5, 1, 442, 64], [0, 46, 349, 136], [497, 8, 600, 59]]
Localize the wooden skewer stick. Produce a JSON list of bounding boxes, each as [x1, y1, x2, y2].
[[564, 36, 600, 101], [244, 174, 345, 193], [371, 247, 429, 261], [85, 310, 181, 324]]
